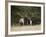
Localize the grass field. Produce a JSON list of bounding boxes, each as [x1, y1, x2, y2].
[[11, 24, 41, 32]]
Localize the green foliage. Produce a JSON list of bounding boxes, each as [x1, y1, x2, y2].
[[11, 6, 41, 25]]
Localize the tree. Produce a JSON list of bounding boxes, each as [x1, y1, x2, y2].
[[11, 6, 41, 25]]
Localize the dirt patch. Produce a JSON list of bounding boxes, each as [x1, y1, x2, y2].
[[11, 25, 41, 32]]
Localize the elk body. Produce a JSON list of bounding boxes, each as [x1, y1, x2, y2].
[[19, 17, 32, 26]]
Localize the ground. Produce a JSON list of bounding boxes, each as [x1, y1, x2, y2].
[[11, 25, 41, 32]]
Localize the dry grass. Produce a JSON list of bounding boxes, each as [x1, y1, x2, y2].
[[11, 25, 41, 32]]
